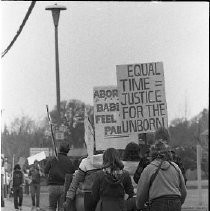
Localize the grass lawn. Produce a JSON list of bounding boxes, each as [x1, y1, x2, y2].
[[183, 188, 208, 208], [186, 180, 208, 189]]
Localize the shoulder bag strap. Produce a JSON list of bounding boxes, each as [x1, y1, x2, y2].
[[168, 161, 179, 174], [149, 160, 164, 189], [145, 160, 164, 207]]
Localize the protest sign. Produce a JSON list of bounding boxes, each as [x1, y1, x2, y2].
[[116, 62, 168, 134], [27, 151, 46, 165], [93, 86, 138, 150], [30, 148, 50, 157]]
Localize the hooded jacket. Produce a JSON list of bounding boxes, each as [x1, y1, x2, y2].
[[92, 168, 134, 211], [136, 159, 187, 210]]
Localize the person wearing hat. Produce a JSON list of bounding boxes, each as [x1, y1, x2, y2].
[[136, 127, 187, 211], [44, 143, 75, 211]]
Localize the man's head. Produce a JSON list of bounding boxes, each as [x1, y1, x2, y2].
[[154, 127, 170, 143], [150, 139, 171, 160], [59, 142, 70, 154], [14, 164, 21, 171], [124, 142, 140, 161], [34, 160, 39, 167]]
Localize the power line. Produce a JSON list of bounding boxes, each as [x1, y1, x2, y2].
[[1, 1, 36, 58]]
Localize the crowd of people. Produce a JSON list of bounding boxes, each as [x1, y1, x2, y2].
[[9, 126, 187, 211]]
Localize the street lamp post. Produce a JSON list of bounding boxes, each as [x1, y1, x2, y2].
[[45, 4, 67, 122]]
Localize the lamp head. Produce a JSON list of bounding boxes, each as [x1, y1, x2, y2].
[[45, 4, 67, 27]]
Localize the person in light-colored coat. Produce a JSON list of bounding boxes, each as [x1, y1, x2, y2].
[[136, 129, 187, 211]]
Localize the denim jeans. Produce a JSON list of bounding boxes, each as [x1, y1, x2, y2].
[[48, 185, 65, 211], [150, 198, 181, 211], [13, 186, 23, 209], [30, 183, 40, 207]]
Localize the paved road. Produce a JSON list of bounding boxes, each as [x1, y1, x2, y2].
[[2, 187, 208, 211], [2, 197, 208, 211], [1, 198, 32, 211]]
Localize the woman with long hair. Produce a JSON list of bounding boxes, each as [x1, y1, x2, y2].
[[92, 148, 135, 211]]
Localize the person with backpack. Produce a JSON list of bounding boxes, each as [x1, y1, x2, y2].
[[63, 153, 103, 211], [28, 160, 43, 211], [12, 164, 24, 211], [91, 148, 135, 211], [136, 136, 187, 211]]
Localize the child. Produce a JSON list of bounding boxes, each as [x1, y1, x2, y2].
[[13, 164, 24, 211]]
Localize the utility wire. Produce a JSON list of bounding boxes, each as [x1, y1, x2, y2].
[[1, 1, 36, 58]]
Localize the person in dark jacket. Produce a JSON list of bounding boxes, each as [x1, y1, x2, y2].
[[12, 164, 24, 211], [133, 146, 151, 184], [28, 160, 43, 210], [92, 148, 135, 211], [44, 143, 75, 211]]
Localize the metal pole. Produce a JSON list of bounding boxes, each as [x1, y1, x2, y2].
[[54, 25, 61, 121], [46, 4, 66, 124], [196, 144, 202, 206]]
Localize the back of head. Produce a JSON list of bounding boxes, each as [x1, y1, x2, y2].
[[154, 127, 170, 144], [124, 142, 140, 161], [14, 164, 21, 171], [34, 160, 38, 165], [150, 139, 171, 161], [59, 142, 70, 154], [103, 148, 124, 171]]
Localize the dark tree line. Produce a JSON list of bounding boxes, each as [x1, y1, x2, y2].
[[1, 100, 208, 177], [168, 108, 209, 178], [1, 99, 94, 167]]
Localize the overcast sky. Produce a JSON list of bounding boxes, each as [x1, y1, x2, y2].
[[0, 1, 209, 126]]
